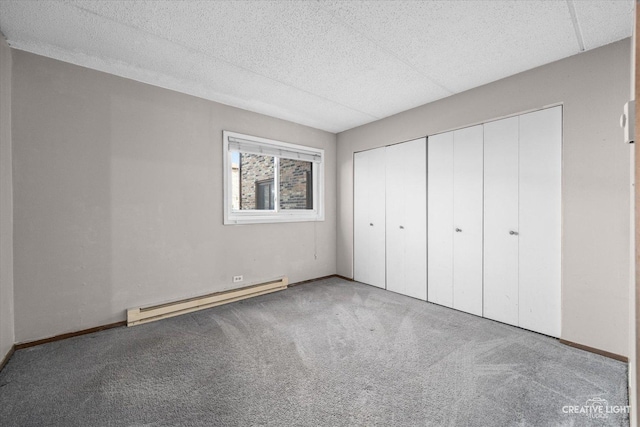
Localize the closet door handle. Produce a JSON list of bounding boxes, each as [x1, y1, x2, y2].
[[455, 228, 462, 232], [369, 223, 374, 226], [399, 225, 405, 229], [509, 230, 519, 236]]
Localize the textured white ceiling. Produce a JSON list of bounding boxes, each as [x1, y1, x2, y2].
[[0, 0, 634, 133]]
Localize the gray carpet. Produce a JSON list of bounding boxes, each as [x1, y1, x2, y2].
[[0, 277, 629, 426]]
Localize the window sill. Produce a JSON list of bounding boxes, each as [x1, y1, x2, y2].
[[224, 214, 325, 225]]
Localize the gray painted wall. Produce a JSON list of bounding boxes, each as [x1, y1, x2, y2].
[[11, 51, 337, 343], [0, 35, 14, 360], [337, 39, 631, 357]]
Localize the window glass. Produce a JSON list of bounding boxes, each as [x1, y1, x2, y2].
[[279, 159, 313, 210], [256, 179, 275, 210], [236, 153, 275, 210]]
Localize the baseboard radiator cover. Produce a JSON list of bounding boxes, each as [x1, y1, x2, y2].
[[127, 277, 288, 327]]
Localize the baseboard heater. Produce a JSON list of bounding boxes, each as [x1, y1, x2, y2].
[[127, 277, 288, 327]]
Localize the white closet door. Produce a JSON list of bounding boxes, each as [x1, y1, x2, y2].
[[483, 116, 519, 325], [386, 138, 427, 300], [519, 106, 562, 337], [427, 132, 454, 308], [354, 147, 386, 289], [452, 125, 484, 316]]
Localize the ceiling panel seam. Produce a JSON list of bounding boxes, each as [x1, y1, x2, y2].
[[315, 1, 455, 96], [566, 0, 586, 52], [65, 2, 381, 122]]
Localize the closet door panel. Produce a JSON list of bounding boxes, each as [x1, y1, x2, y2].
[[452, 125, 484, 316], [403, 138, 427, 301], [354, 147, 386, 289], [385, 143, 406, 295], [386, 138, 427, 300], [518, 106, 562, 337], [427, 132, 454, 307], [483, 116, 520, 326]]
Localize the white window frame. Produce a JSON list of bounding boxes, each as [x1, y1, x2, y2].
[[223, 131, 325, 225]]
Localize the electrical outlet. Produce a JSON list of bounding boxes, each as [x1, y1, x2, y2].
[[233, 275, 243, 283]]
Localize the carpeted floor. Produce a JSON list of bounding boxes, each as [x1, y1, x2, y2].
[[0, 277, 629, 426]]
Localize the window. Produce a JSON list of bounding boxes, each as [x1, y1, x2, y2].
[[223, 131, 324, 224]]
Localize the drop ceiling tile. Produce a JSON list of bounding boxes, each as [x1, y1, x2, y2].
[[572, 0, 634, 51], [316, 59, 451, 119], [319, 1, 583, 93]]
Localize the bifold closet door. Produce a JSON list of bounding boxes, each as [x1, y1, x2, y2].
[[483, 116, 519, 326], [452, 125, 484, 316], [386, 138, 427, 300], [427, 132, 454, 307], [354, 147, 386, 289], [519, 106, 562, 337]]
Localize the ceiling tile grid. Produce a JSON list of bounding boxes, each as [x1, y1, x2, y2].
[[0, 0, 633, 133]]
